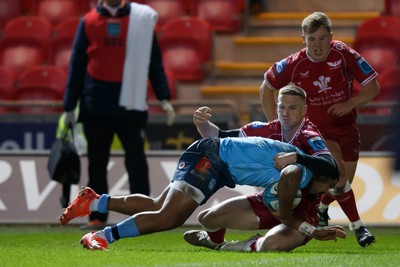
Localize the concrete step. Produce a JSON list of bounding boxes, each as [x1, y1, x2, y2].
[[214, 61, 272, 77]]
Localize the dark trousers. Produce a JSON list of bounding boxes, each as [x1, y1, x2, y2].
[[83, 114, 149, 222]]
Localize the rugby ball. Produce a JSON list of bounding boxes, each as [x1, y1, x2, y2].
[[262, 181, 302, 211]]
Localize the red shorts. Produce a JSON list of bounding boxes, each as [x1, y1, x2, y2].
[[247, 189, 320, 244], [319, 124, 360, 162]]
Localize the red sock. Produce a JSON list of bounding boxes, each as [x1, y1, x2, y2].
[[320, 191, 336, 206], [207, 228, 226, 244], [250, 238, 259, 251], [336, 189, 360, 222]]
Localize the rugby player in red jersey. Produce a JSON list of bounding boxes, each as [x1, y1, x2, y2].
[[260, 12, 378, 247]]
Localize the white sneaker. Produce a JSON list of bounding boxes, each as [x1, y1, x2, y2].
[[220, 234, 262, 252], [183, 230, 226, 250]]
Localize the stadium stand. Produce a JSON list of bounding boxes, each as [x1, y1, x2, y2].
[[157, 17, 212, 82], [36, 0, 81, 25], [353, 16, 400, 74], [192, 0, 244, 32], [0, 66, 17, 113], [14, 65, 67, 113], [384, 0, 400, 17], [0, 16, 52, 74], [51, 17, 80, 70], [0, 0, 24, 28], [144, 0, 192, 31]]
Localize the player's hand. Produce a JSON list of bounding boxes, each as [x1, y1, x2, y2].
[[193, 106, 212, 126], [311, 225, 347, 241], [273, 152, 297, 170], [327, 100, 354, 117]]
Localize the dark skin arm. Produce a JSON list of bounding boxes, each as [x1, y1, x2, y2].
[[271, 165, 346, 241]]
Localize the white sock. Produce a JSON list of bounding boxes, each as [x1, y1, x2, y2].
[[255, 236, 266, 252], [349, 219, 364, 230], [90, 199, 99, 212], [319, 203, 329, 211]]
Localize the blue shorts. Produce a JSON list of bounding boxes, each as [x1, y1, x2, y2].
[[171, 138, 235, 205]]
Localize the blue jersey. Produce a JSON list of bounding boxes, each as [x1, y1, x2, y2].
[[219, 137, 313, 188]]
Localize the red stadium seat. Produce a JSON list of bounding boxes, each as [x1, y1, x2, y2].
[[15, 66, 67, 113], [51, 17, 80, 70], [384, 0, 400, 17], [157, 17, 212, 81], [0, 16, 52, 74], [193, 0, 244, 32], [0, 67, 17, 113], [353, 16, 400, 74], [376, 66, 400, 101], [0, 0, 24, 27], [143, 0, 192, 31], [36, 0, 80, 25], [358, 66, 400, 115]]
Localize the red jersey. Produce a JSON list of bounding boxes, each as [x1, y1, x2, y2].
[[242, 118, 328, 230], [84, 9, 129, 82], [240, 118, 330, 156], [264, 40, 378, 134]]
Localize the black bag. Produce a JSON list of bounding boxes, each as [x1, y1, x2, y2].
[[47, 124, 81, 184]]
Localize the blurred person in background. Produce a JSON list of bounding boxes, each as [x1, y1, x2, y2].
[[63, 0, 175, 229]]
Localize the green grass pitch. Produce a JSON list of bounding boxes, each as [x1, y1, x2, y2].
[[1, 225, 399, 267]]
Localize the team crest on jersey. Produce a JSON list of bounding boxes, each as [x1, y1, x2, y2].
[[107, 22, 121, 36], [334, 41, 344, 50], [313, 75, 332, 93], [274, 59, 286, 74], [357, 57, 373, 75]]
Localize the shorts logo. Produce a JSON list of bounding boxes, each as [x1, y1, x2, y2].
[[194, 157, 212, 174], [178, 162, 185, 169]]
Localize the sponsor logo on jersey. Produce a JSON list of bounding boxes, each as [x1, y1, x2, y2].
[[357, 57, 373, 75], [327, 59, 342, 69], [307, 136, 328, 151], [274, 59, 286, 74], [249, 121, 267, 128], [313, 75, 332, 93], [300, 71, 309, 78], [178, 162, 185, 169]]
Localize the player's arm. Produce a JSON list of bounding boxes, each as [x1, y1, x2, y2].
[[275, 165, 346, 241], [275, 165, 302, 222], [260, 80, 277, 121], [274, 152, 339, 180], [328, 78, 380, 117], [193, 106, 242, 138], [193, 106, 220, 137]]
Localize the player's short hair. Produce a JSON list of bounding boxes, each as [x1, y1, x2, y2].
[[301, 12, 332, 35], [279, 84, 307, 101]]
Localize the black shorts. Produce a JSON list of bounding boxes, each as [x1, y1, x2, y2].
[[171, 138, 235, 205]]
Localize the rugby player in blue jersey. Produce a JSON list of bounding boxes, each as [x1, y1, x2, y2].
[[60, 135, 345, 250]]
